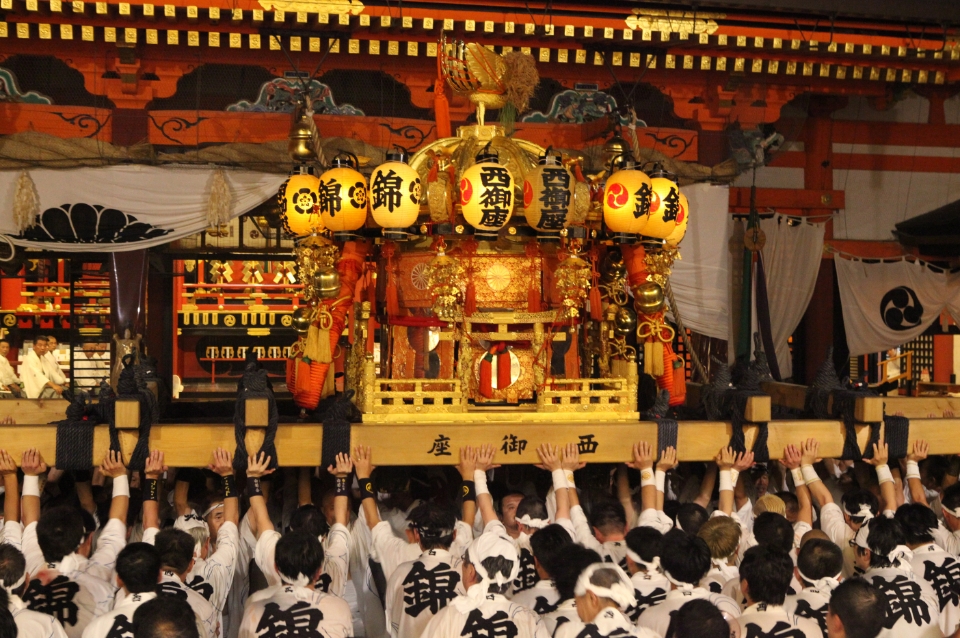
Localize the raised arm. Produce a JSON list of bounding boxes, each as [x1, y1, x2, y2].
[[475, 444, 501, 527], [800, 439, 833, 507], [864, 439, 897, 513], [782, 444, 813, 527], [246, 452, 276, 540], [656, 447, 678, 510], [561, 442, 585, 511], [627, 442, 656, 513], [298, 467, 313, 506], [209, 448, 239, 526], [326, 452, 353, 528], [457, 447, 478, 528], [20, 449, 48, 527], [693, 463, 718, 509], [716, 447, 736, 515], [0, 451, 18, 527], [537, 444, 570, 522], [143, 450, 168, 531], [905, 440, 930, 507], [100, 450, 130, 524], [353, 445, 382, 530]]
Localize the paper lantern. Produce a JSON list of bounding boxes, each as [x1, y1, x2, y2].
[[523, 148, 575, 236], [317, 154, 368, 236], [460, 149, 514, 236], [278, 169, 323, 237], [370, 150, 422, 238], [603, 158, 652, 241], [665, 191, 690, 248], [645, 171, 681, 240]]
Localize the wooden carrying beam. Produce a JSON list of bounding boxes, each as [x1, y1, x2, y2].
[[1, 418, 959, 467], [761, 382, 960, 419]]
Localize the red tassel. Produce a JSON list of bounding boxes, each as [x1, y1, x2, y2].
[[525, 242, 542, 312], [589, 285, 603, 322], [386, 280, 400, 316], [465, 280, 477, 315], [479, 352, 494, 398], [497, 344, 512, 390], [528, 283, 542, 312]]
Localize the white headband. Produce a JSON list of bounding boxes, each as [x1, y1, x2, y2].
[[0, 573, 25, 594], [854, 523, 914, 573], [662, 569, 695, 591], [202, 502, 224, 518], [843, 503, 875, 521], [797, 567, 841, 593], [574, 563, 636, 611], [454, 534, 519, 612], [174, 512, 209, 558], [516, 515, 550, 529], [626, 549, 661, 574]]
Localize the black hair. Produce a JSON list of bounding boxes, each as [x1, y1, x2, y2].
[[797, 539, 843, 584], [665, 599, 729, 638], [589, 501, 627, 535], [117, 543, 162, 594], [0, 545, 25, 594], [0, 588, 15, 638], [625, 526, 662, 567], [33, 336, 48, 344], [289, 505, 330, 540], [275, 530, 324, 584], [407, 502, 457, 550], [841, 490, 879, 522], [372, 466, 411, 495], [943, 483, 960, 513], [479, 556, 514, 595], [528, 524, 573, 578], [779, 491, 799, 516], [922, 457, 951, 490], [894, 503, 937, 545], [155, 529, 196, 575], [37, 506, 86, 563], [865, 517, 906, 568], [659, 529, 711, 584], [133, 594, 200, 638], [739, 545, 794, 606], [552, 545, 602, 601], [674, 503, 708, 536], [516, 496, 549, 525], [828, 579, 887, 638], [753, 512, 795, 553]]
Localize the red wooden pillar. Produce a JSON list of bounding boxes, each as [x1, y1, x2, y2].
[[933, 334, 954, 383]]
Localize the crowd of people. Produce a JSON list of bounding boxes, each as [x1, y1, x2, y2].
[[0, 433, 956, 638]]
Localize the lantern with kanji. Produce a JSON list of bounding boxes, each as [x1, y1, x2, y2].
[[370, 149, 422, 238], [278, 167, 323, 237], [665, 191, 690, 248], [644, 167, 681, 240], [317, 152, 368, 237], [523, 147, 575, 236], [602, 155, 652, 242], [460, 147, 514, 237]]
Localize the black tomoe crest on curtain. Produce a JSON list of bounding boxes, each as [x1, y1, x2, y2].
[[880, 286, 923, 331], [21, 204, 171, 243]]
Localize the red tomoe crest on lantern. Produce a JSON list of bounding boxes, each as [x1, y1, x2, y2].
[[606, 182, 629, 208], [460, 178, 473, 205], [523, 180, 534, 208]]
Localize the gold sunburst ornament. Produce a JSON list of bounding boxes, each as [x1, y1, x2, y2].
[[425, 237, 466, 321], [554, 239, 592, 319]]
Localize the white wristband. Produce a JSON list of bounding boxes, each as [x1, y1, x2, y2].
[[875, 464, 894, 485], [112, 474, 130, 498], [564, 470, 576, 489], [801, 465, 821, 485], [474, 470, 489, 496], [22, 475, 40, 498], [905, 460, 921, 481], [719, 469, 733, 492], [640, 469, 655, 488], [655, 470, 666, 493], [791, 468, 804, 487], [552, 469, 568, 492], [730, 469, 739, 488]]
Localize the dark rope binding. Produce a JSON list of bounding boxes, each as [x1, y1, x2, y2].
[[233, 353, 280, 471], [55, 391, 99, 470]]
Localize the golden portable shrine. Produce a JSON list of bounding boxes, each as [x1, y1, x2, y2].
[[276, 38, 694, 426]]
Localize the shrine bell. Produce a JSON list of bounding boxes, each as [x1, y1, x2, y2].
[[602, 155, 652, 242], [278, 166, 322, 237], [644, 166, 681, 240], [523, 147, 575, 237], [317, 152, 368, 238], [370, 149, 422, 239], [460, 147, 514, 237]]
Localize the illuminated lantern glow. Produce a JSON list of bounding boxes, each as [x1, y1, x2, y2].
[[278, 168, 323, 237], [370, 150, 422, 239], [602, 157, 652, 242], [317, 153, 368, 237], [460, 149, 514, 236], [523, 148, 575, 236], [664, 191, 690, 248], [645, 170, 681, 240]]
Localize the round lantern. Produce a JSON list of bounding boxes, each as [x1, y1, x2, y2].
[[602, 155, 652, 242], [665, 191, 690, 248], [460, 148, 514, 237], [317, 152, 368, 238], [370, 149, 422, 239], [278, 167, 323, 237], [644, 167, 681, 240], [523, 147, 575, 237]]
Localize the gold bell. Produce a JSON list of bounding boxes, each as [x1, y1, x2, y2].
[[634, 281, 665, 315], [291, 307, 312, 334], [602, 135, 629, 172], [288, 102, 316, 162], [613, 306, 637, 335], [312, 267, 341, 299]]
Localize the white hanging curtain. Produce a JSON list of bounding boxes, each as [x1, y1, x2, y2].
[[668, 183, 733, 341], [759, 214, 827, 379], [0, 165, 285, 252], [836, 257, 960, 356]]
